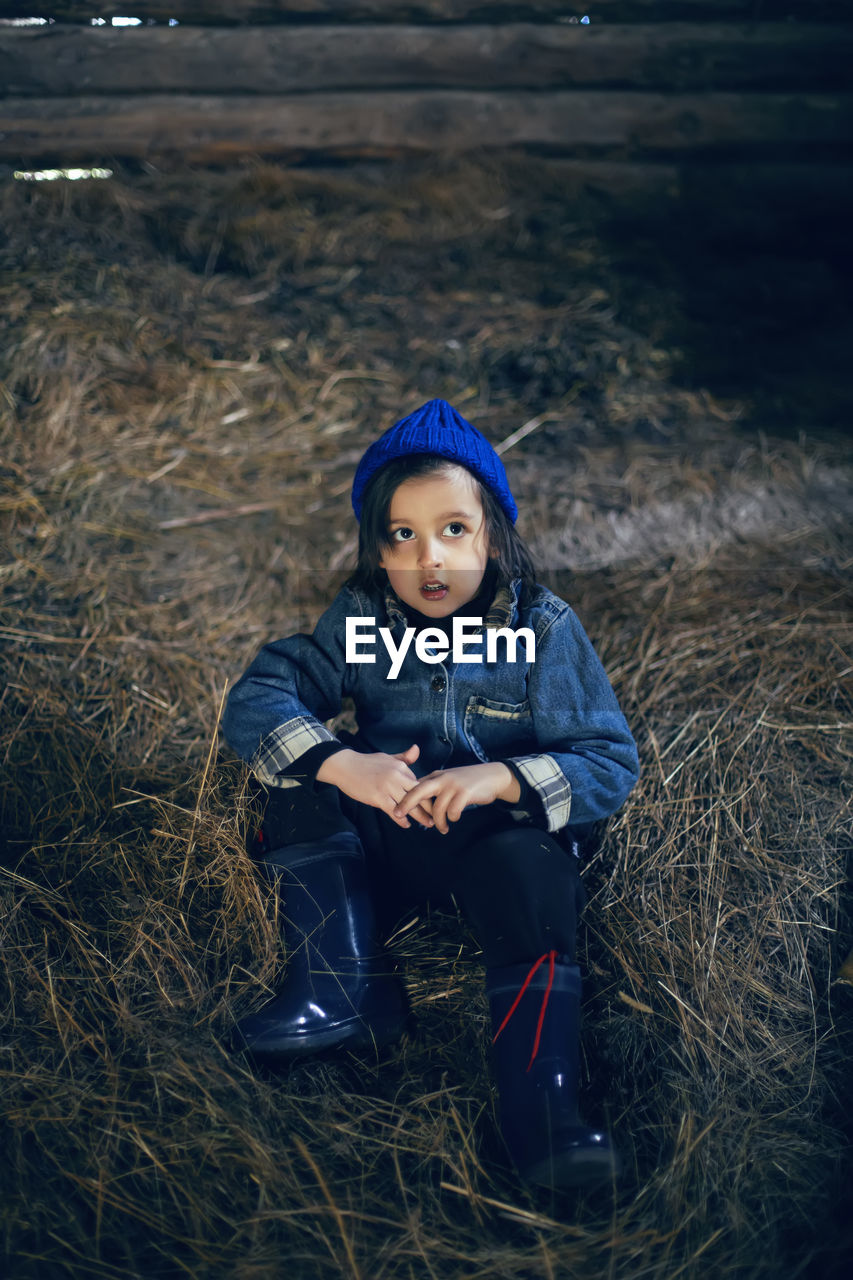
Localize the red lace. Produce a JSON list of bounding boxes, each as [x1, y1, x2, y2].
[[491, 949, 557, 1072]]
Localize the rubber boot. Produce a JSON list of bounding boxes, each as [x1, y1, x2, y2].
[[234, 831, 410, 1064], [487, 952, 619, 1190]]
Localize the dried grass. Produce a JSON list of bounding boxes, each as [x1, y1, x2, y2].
[[1, 156, 851, 1279]]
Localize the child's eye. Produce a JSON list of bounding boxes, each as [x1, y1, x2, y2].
[[391, 527, 415, 543], [443, 521, 466, 537]]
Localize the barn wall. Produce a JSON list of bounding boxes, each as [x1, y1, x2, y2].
[[0, 1, 850, 218], [0, 3, 849, 22]]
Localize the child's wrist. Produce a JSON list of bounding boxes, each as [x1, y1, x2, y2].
[[315, 748, 357, 787], [495, 762, 521, 804]]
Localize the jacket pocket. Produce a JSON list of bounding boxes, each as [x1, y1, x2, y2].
[[463, 695, 535, 763]]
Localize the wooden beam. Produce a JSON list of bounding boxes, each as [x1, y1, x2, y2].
[[2, 91, 850, 164], [3, 23, 850, 96], [0, 2, 848, 26]]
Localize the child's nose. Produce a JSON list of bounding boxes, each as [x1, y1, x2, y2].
[[418, 538, 443, 568]]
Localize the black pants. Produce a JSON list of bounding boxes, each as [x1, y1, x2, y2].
[[254, 780, 586, 971]]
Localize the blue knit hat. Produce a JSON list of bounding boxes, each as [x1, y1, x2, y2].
[[351, 399, 517, 524]]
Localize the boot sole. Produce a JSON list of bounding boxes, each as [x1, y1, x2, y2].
[[521, 1143, 621, 1191], [238, 1009, 409, 1064]]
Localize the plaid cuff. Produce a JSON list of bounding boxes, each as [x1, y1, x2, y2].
[[508, 754, 572, 833], [251, 716, 339, 789]]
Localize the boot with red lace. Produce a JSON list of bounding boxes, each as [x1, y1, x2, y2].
[[487, 951, 620, 1190]]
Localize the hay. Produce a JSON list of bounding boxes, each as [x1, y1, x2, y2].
[[1, 156, 851, 1279]]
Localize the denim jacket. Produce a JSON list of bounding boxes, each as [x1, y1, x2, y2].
[[222, 578, 639, 833]]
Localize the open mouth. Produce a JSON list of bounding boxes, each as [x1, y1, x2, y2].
[[420, 581, 448, 601]]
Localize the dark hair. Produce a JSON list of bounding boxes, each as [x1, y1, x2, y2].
[[345, 454, 537, 596]]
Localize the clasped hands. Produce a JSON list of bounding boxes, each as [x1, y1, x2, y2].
[[315, 743, 521, 834]]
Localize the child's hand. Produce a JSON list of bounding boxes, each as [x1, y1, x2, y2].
[[393, 762, 521, 835], [316, 744, 434, 830]]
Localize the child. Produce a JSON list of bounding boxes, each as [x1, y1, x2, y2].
[[222, 399, 639, 1190]]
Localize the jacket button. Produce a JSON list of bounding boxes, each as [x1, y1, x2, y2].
[[430, 675, 446, 693], [439, 735, 450, 745]]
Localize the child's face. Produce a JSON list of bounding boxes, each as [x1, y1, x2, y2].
[[378, 465, 491, 617]]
